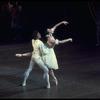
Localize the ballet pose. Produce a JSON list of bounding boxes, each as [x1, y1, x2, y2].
[[16, 37, 72, 85], [16, 21, 72, 86], [18, 30, 55, 88], [46, 21, 70, 44], [42, 21, 72, 84]]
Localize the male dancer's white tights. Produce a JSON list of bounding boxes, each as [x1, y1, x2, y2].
[[22, 57, 50, 88]]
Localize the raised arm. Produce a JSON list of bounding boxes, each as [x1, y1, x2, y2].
[[51, 21, 69, 32]]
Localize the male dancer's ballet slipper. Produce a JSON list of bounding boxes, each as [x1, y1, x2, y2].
[[22, 82, 26, 86], [46, 83, 50, 89], [15, 54, 22, 57]]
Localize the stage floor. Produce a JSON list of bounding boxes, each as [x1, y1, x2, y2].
[[0, 41, 100, 99]]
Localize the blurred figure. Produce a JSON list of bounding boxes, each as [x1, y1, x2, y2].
[[10, 2, 22, 28]]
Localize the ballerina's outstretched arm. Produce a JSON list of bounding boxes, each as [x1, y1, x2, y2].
[[55, 38, 73, 44], [51, 21, 69, 33], [15, 52, 32, 57]]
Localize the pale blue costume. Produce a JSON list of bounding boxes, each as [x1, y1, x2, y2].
[[22, 39, 50, 88]]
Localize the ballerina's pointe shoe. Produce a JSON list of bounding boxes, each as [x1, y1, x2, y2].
[[53, 78, 58, 86], [15, 54, 22, 57]]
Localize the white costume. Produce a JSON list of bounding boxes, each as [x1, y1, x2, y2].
[[23, 39, 50, 88], [42, 34, 59, 70]]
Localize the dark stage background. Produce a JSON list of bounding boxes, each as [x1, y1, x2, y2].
[[0, 1, 98, 46]]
